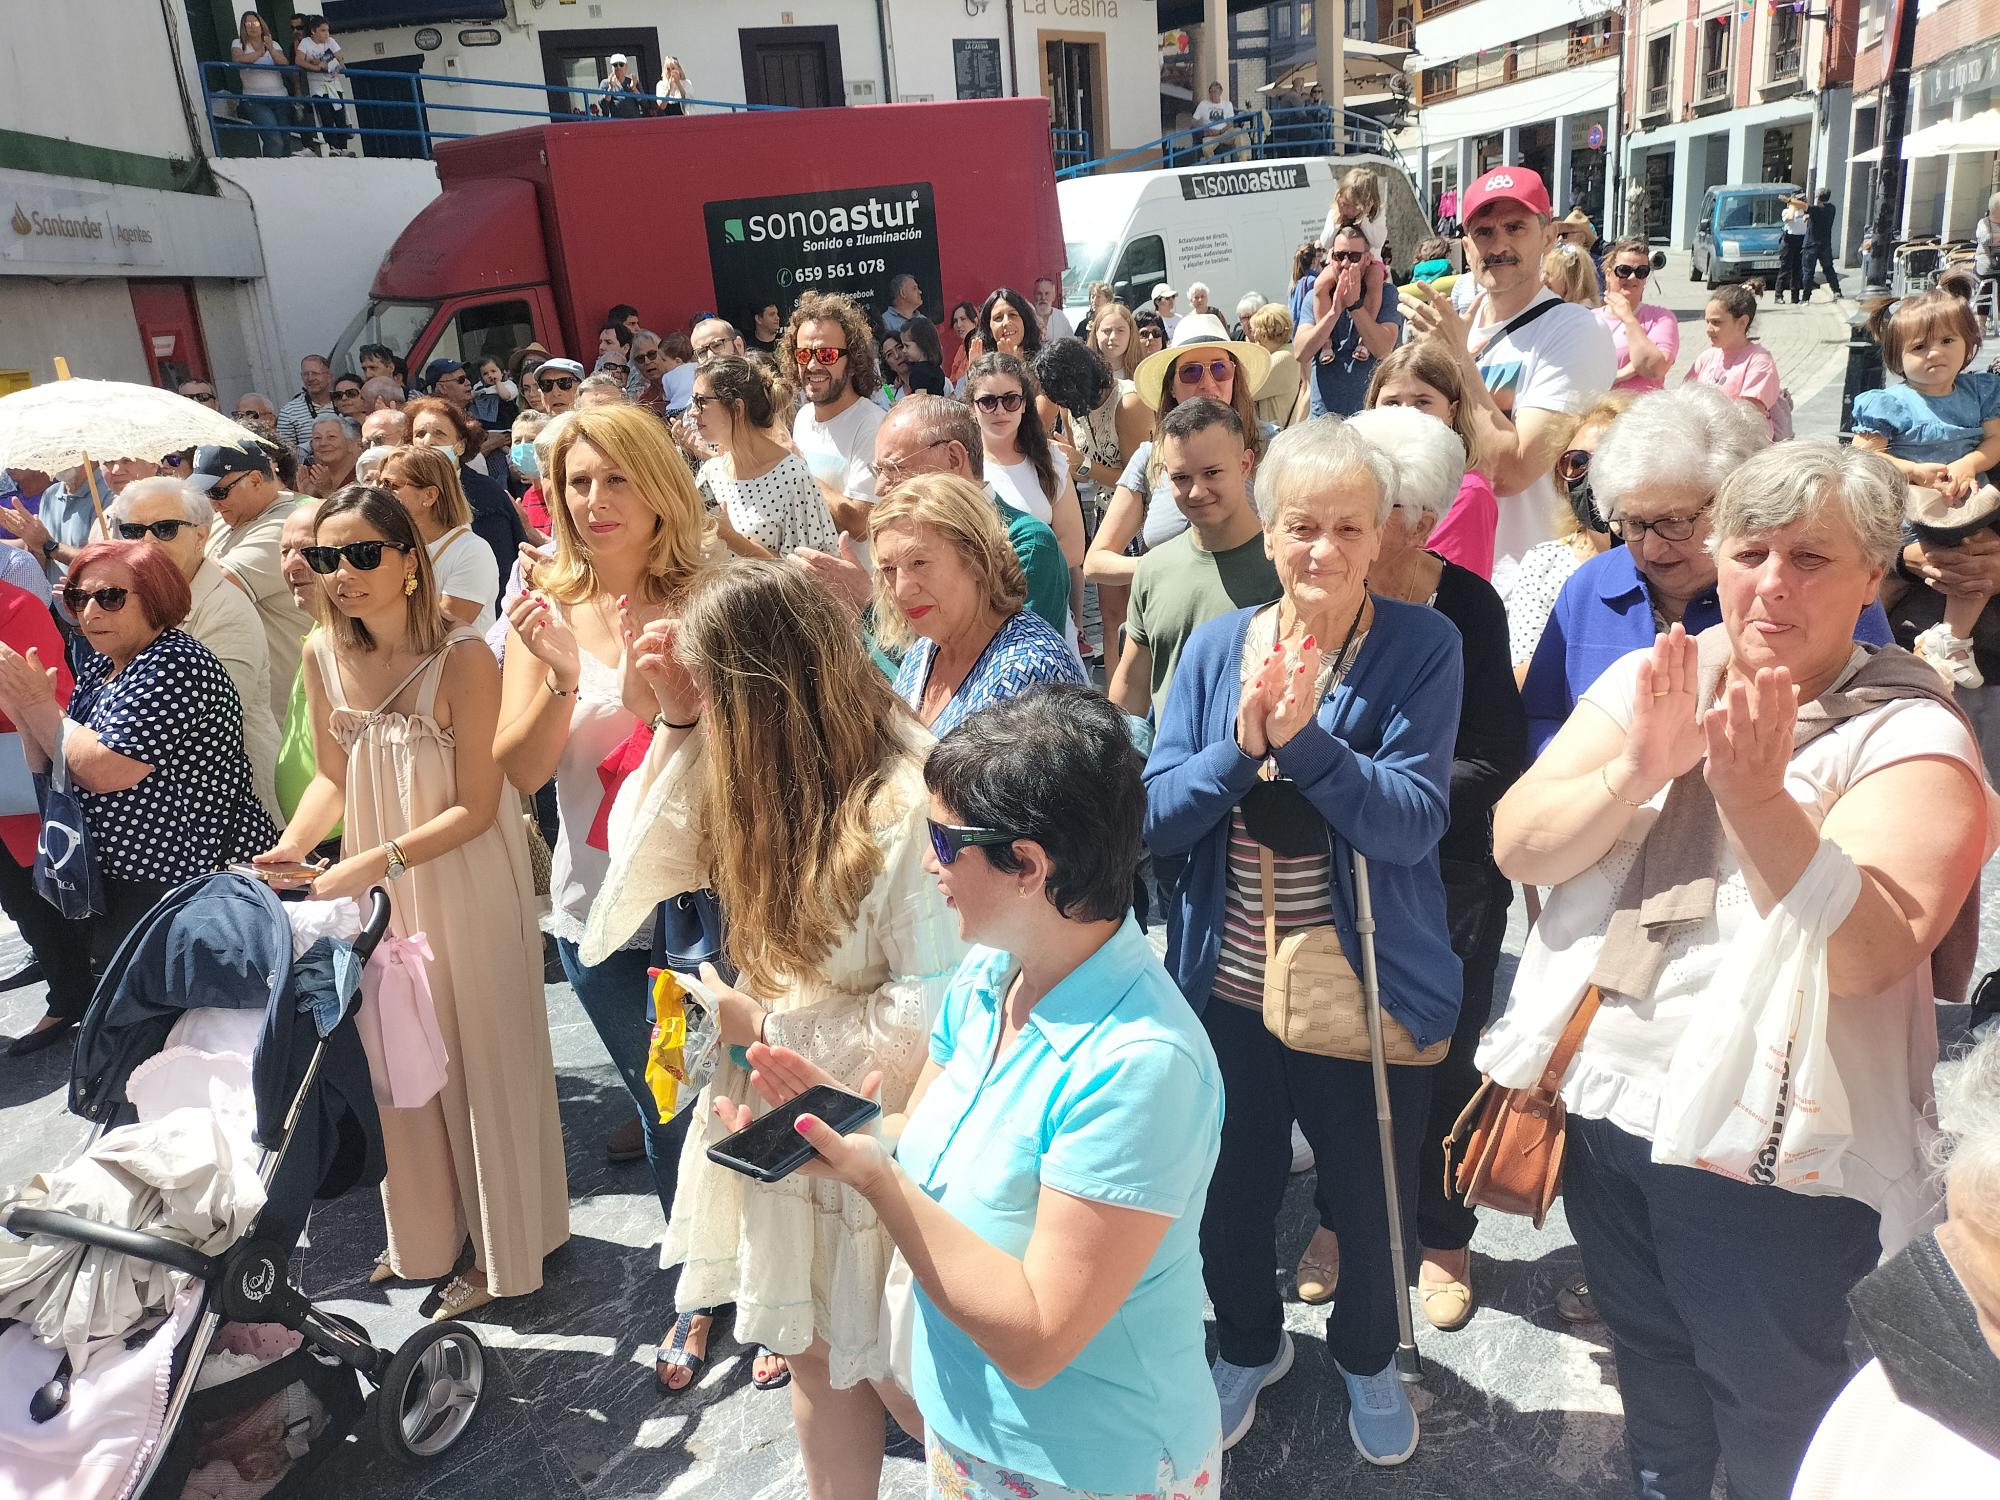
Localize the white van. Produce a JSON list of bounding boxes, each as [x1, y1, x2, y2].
[[1057, 156, 1424, 322]]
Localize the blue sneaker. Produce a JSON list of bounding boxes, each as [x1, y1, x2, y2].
[[1211, 1330, 1294, 1450], [1338, 1358, 1419, 1466]]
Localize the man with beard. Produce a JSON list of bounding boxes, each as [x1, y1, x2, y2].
[[781, 292, 885, 539], [1401, 165, 1614, 593]]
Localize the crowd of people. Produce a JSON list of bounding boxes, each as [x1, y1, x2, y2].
[[4, 157, 2000, 1500]]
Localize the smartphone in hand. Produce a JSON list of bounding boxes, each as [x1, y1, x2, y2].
[[706, 1084, 881, 1183]]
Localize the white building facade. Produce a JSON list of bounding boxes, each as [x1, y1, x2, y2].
[[1397, 0, 1622, 230]]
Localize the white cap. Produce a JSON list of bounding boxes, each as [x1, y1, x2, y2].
[[1150, 283, 1178, 301], [608, 53, 628, 66]]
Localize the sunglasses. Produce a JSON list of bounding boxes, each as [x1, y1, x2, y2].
[[208, 473, 253, 500], [538, 376, 579, 392], [603, 363, 629, 377], [115, 519, 192, 543], [333, 385, 363, 398], [183, 390, 218, 405], [1607, 502, 1712, 544], [688, 393, 722, 413], [928, 820, 1019, 866], [1175, 358, 1235, 386], [1555, 448, 1592, 483], [639, 348, 667, 363], [63, 586, 129, 614], [972, 391, 1025, 413], [1611, 264, 1652, 282], [794, 346, 847, 366], [300, 540, 414, 574], [1328, 250, 1367, 264]]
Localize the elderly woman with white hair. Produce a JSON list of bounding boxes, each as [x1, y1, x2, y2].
[[1794, 1027, 2000, 1497], [1520, 384, 1895, 756], [107, 475, 282, 822], [1342, 405, 1526, 1331], [1485, 440, 1997, 1500], [1145, 419, 1463, 1465]]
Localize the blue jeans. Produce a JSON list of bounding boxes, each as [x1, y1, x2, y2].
[[237, 97, 291, 157], [556, 937, 689, 1222]]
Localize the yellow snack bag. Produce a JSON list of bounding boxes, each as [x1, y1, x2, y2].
[[644, 967, 719, 1122]]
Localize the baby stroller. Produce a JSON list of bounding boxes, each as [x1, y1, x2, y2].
[[0, 873, 487, 1498]]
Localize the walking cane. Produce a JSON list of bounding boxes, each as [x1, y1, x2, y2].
[[1352, 850, 1423, 1383]]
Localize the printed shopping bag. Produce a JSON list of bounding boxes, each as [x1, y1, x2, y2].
[[32, 716, 103, 918]]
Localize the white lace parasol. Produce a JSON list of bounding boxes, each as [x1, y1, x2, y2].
[[0, 379, 259, 472]]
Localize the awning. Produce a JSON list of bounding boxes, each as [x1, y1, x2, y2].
[[1851, 112, 2000, 163]]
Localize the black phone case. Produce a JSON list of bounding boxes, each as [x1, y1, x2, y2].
[[705, 1086, 880, 1183]]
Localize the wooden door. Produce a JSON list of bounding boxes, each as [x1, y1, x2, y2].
[[739, 27, 843, 109]]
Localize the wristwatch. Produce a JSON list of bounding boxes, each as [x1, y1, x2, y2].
[[40, 538, 57, 561], [382, 839, 408, 882]]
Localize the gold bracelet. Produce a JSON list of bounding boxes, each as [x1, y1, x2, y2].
[[1600, 764, 1644, 809]]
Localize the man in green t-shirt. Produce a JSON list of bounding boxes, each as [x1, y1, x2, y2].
[[1110, 398, 1278, 718]]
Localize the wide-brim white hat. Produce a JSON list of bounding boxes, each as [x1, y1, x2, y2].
[[1132, 314, 1272, 412]]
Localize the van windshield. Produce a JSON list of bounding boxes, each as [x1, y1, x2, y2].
[[1716, 195, 1786, 231], [1063, 242, 1117, 305], [329, 300, 436, 378]]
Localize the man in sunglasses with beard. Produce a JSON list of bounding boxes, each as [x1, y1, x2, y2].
[[780, 291, 885, 540], [1399, 165, 1615, 596], [189, 442, 312, 721]]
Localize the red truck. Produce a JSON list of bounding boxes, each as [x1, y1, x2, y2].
[[330, 98, 1065, 373]]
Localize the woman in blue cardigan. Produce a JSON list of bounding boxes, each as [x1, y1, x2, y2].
[[1143, 418, 1463, 1467]]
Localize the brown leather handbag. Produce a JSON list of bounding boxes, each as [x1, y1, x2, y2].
[[1441, 985, 1603, 1228]]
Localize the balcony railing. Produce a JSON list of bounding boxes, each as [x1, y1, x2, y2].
[[1769, 40, 1803, 82], [1058, 104, 1392, 179], [1700, 64, 1731, 101], [1645, 79, 1670, 114], [1414, 0, 1478, 19], [1420, 27, 1618, 106]]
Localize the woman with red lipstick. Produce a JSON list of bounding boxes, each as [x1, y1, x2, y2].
[[1487, 439, 1996, 1500], [492, 405, 722, 1377], [868, 474, 1085, 736]]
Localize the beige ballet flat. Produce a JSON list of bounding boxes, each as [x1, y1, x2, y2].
[[368, 1249, 396, 1285], [430, 1276, 498, 1322]]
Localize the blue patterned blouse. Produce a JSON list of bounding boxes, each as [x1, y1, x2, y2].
[[893, 608, 1087, 736]]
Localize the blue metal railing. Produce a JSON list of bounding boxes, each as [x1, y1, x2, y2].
[[1056, 104, 1392, 179], [198, 60, 785, 159], [1051, 125, 1094, 176]]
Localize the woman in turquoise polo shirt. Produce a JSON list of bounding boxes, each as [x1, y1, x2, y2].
[[719, 685, 1225, 1499]]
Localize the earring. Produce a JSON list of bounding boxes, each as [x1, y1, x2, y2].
[[403, 573, 417, 597]]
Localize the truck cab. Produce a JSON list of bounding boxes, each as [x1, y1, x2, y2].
[[1692, 183, 1800, 290]]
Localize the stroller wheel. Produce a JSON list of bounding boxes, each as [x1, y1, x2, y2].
[[376, 1322, 485, 1462]]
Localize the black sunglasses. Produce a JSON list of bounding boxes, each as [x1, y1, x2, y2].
[[208, 472, 253, 500], [1175, 358, 1235, 386], [1555, 448, 1592, 483], [1328, 250, 1368, 265], [538, 375, 579, 391], [1611, 264, 1652, 282], [116, 520, 192, 543], [63, 586, 129, 614], [972, 391, 1025, 413], [301, 540, 414, 574], [183, 389, 218, 405], [333, 384, 363, 398], [928, 820, 1019, 866]]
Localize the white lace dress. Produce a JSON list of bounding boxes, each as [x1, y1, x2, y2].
[[580, 724, 967, 1386]]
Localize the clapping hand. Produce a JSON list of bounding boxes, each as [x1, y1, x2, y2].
[[1701, 667, 1798, 812], [1615, 625, 1704, 794], [791, 534, 872, 614], [1402, 286, 1478, 357], [0, 500, 52, 556], [1264, 632, 1326, 749], [0, 643, 57, 716], [505, 589, 580, 690]]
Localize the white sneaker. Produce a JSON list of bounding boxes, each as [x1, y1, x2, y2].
[[1914, 623, 1984, 688], [1290, 1121, 1314, 1174]]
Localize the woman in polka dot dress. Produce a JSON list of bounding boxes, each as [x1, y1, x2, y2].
[[692, 354, 842, 559]]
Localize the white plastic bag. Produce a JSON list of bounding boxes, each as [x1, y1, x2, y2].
[[1651, 839, 1859, 1188]]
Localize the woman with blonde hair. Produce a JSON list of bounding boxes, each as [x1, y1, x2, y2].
[[582, 560, 963, 1499], [869, 473, 1086, 734], [1092, 299, 1145, 382], [377, 443, 499, 630], [257, 485, 566, 1319], [494, 404, 720, 1372], [1543, 242, 1604, 308], [1365, 340, 1496, 579]]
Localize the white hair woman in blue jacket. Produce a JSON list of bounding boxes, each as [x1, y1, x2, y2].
[[1142, 418, 1463, 1467]]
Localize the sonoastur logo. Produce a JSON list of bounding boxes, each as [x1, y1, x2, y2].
[[723, 217, 746, 244], [732, 187, 925, 249]]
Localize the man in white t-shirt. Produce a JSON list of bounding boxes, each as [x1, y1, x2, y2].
[[1402, 165, 1615, 595], [1192, 82, 1240, 161], [1033, 277, 1073, 340], [784, 292, 885, 540]]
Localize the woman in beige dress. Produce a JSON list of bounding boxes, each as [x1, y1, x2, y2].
[[584, 561, 965, 1500], [258, 484, 567, 1321]]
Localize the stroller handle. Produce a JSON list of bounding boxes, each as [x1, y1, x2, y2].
[[352, 887, 392, 965], [4, 1207, 219, 1281]]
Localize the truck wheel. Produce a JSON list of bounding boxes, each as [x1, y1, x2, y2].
[[375, 1323, 485, 1463]]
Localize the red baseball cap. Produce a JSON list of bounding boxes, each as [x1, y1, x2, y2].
[[1461, 166, 1552, 224]]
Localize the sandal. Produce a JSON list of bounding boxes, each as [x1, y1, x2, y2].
[[1296, 1226, 1339, 1305], [751, 1347, 791, 1391], [430, 1275, 497, 1323], [655, 1312, 709, 1396]]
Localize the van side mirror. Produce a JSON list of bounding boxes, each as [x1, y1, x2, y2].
[[1651, 250, 1668, 271]]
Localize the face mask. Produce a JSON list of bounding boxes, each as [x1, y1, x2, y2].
[[1566, 474, 1608, 535], [427, 439, 460, 460], [510, 442, 539, 478]]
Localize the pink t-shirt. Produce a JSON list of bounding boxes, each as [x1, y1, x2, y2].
[[1427, 469, 1498, 580], [1596, 302, 1681, 393], [1684, 343, 1783, 434]]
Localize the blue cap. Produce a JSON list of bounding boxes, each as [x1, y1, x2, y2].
[[423, 357, 467, 385], [187, 441, 272, 490]]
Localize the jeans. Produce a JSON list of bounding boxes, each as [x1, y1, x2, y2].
[[1803, 241, 1842, 297], [0, 838, 95, 1023], [307, 92, 349, 153], [1778, 236, 1806, 302], [1564, 1115, 1879, 1500], [1200, 998, 1430, 1375], [557, 937, 689, 1222], [237, 97, 291, 157]]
